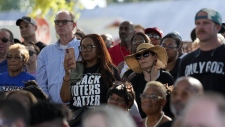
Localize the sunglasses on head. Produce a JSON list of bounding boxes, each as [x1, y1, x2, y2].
[[113, 81, 133, 91], [135, 50, 154, 60], [0, 37, 9, 43]]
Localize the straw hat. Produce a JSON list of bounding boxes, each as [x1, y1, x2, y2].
[[125, 43, 167, 74]]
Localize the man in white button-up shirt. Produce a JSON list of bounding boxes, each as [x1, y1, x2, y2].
[[37, 10, 80, 103]]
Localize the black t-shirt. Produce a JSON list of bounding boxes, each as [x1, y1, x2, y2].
[[131, 69, 174, 118], [158, 121, 173, 127], [69, 63, 120, 126], [70, 63, 120, 110], [35, 41, 46, 51], [178, 45, 225, 96]]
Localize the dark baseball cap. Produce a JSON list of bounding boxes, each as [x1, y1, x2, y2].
[[16, 16, 37, 26]]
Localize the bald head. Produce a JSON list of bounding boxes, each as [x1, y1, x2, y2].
[[170, 76, 204, 117], [120, 21, 134, 29], [56, 10, 75, 21], [181, 92, 225, 127], [174, 76, 203, 94], [119, 21, 135, 46]]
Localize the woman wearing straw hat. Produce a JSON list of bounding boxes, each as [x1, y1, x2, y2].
[[125, 43, 174, 119]]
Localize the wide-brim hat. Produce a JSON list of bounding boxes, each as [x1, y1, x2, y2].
[[125, 43, 167, 74]]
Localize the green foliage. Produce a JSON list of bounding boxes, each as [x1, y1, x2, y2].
[[0, 0, 83, 24], [0, 0, 20, 11], [29, 0, 83, 24]]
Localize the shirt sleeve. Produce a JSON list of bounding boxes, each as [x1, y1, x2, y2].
[[36, 49, 49, 97]]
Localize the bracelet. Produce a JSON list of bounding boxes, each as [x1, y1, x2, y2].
[[63, 77, 70, 82]]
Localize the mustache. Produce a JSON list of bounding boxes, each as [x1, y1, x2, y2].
[[197, 29, 207, 34]]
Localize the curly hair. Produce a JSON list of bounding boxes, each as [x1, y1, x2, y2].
[[7, 43, 29, 63], [107, 81, 135, 109]]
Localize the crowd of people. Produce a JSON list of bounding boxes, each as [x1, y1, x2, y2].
[[0, 7, 225, 127]]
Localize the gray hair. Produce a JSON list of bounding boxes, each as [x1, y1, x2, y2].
[[144, 81, 167, 99], [56, 10, 75, 21], [0, 28, 14, 43]]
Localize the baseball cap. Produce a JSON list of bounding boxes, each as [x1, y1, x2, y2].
[[195, 8, 222, 25], [16, 16, 37, 26], [145, 27, 163, 38], [160, 31, 182, 45]]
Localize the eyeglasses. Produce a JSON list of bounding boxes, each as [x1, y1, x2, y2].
[[78, 45, 97, 52], [29, 50, 37, 56], [0, 37, 9, 43], [6, 55, 23, 60], [140, 94, 163, 101], [146, 34, 161, 40], [108, 96, 125, 104], [54, 20, 74, 25], [135, 51, 153, 60], [161, 44, 177, 49]]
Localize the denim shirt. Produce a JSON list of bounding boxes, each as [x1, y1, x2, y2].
[[37, 38, 80, 103]]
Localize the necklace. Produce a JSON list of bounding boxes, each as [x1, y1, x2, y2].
[[145, 112, 164, 127], [119, 43, 125, 58]]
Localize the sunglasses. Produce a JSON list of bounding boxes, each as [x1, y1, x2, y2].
[[54, 20, 74, 25], [29, 50, 37, 56], [113, 81, 133, 91], [0, 37, 9, 43], [146, 34, 161, 40], [132, 40, 146, 45], [135, 51, 153, 60]]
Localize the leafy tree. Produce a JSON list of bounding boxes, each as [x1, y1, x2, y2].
[[29, 0, 83, 23], [0, 0, 20, 11], [0, 0, 83, 23]]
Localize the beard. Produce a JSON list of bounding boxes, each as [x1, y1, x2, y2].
[[170, 101, 184, 116]]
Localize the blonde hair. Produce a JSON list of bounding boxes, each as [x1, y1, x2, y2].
[[192, 38, 200, 51], [7, 43, 29, 63], [218, 33, 225, 44], [144, 81, 167, 99]]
